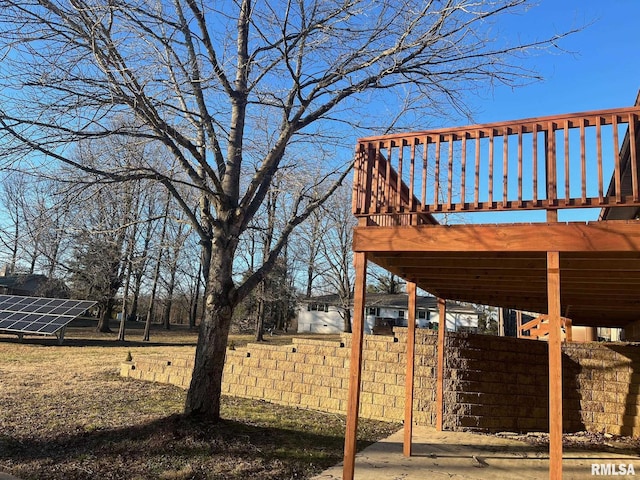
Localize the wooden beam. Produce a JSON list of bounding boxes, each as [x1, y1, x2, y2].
[[547, 251, 563, 480], [356, 105, 640, 143], [404, 282, 417, 457], [353, 221, 640, 253], [343, 252, 367, 480], [436, 297, 446, 431]]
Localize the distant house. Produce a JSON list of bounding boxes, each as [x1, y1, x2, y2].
[[297, 293, 478, 334], [0, 264, 69, 298], [0, 272, 49, 296]]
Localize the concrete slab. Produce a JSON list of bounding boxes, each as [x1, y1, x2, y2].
[[313, 426, 640, 480]]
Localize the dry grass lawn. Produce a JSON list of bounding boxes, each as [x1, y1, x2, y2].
[[0, 322, 398, 479]]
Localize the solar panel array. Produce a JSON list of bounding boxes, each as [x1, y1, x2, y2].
[[0, 295, 96, 336]]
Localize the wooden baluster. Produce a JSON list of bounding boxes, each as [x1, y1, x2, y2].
[[533, 124, 539, 205], [503, 127, 509, 206], [564, 120, 570, 203], [396, 140, 403, 212], [547, 122, 557, 207], [613, 116, 621, 204], [474, 130, 481, 208], [596, 116, 604, 203], [460, 133, 467, 209], [384, 141, 392, 212], [356, 143, 364, 215], [488, 130, 494, 207], [434, 135, 441, 207], [580, 119, 587, 205], [518, 125, 523, 207], [421, 137, 428, 211], [630, 113, 638, 202], [447, 134, 454, 209]]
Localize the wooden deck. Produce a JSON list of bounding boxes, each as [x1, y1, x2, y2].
[[344, 93, 640, 480]]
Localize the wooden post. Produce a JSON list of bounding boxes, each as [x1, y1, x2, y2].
[[516, 310, 523, 338], [563, 318, 573, 343], [547, 251, 563, 480], [436, 297, 447, 431], [404, 282, 417, 456], [343, 252, 367, 480]]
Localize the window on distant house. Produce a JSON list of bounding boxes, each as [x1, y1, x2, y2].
[[418, 311, 426, 319], [398, 310, 405, 318], [368, 307, 380, 316]]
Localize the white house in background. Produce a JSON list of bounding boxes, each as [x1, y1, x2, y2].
[[296, 293, 478, 335]]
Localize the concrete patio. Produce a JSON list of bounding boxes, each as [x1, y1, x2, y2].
[[313, 426, 640, 479]]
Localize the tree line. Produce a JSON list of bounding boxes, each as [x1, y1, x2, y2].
[[0, 158, 358, 340]]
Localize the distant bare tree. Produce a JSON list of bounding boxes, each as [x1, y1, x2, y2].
[[318, 186, 357, 332]]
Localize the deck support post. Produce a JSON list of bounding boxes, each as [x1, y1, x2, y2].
[[516, 310, 523, 338], [343, 252, 367, 480], [436, 297, 447, 431], [403, 281, 417, 456], [547, 251, 563, 480]]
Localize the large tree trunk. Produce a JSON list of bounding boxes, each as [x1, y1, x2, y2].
[[97, 298, 114, 332], [184, 242, 236, 420], [343, 307, 352, 334]]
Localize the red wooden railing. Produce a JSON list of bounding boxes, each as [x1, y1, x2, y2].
[[352, 106, 640, 220]]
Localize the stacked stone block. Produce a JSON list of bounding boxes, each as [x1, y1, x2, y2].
[[562, 342, 640, 436], [120, 330, 640, 437], [443, 334, 550, 432], [120, 330, 440, 424]]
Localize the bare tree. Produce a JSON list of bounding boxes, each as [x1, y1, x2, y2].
[[66, 181, 134, 332], [160, 213, 191, 330], [0, 173, 30, 273], [318, 185, 357, 332], [143, 192, 172, 342], [0, 0, 576, 420]]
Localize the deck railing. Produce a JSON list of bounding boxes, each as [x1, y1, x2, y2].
[[352, 106, 640, 220]]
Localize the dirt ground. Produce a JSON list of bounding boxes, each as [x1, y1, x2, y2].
[[0, 324, 395, 480]]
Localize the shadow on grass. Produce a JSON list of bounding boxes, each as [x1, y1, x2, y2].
[[1, 413, 368, 479]]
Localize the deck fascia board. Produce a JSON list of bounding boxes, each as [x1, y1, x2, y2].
[[353, 220, 640, 253]]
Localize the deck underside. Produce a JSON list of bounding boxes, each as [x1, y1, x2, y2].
[[354, 220, 640, 328]]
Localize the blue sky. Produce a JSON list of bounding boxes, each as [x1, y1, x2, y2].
[[437, 0, 640, 223], [471, 0, 639, 123]]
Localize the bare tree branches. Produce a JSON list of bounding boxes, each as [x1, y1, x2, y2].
[[0, 0, 579, 420]]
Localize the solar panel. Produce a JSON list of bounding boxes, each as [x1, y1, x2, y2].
[[0, 295, 96, 344]]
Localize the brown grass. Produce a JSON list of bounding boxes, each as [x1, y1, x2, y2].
[[0, 322, 398, 479]]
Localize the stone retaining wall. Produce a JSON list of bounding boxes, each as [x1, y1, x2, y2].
[[121, 329, 640, 436]]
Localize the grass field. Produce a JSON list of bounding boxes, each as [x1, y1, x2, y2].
[[0, 322, 398, 479]]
